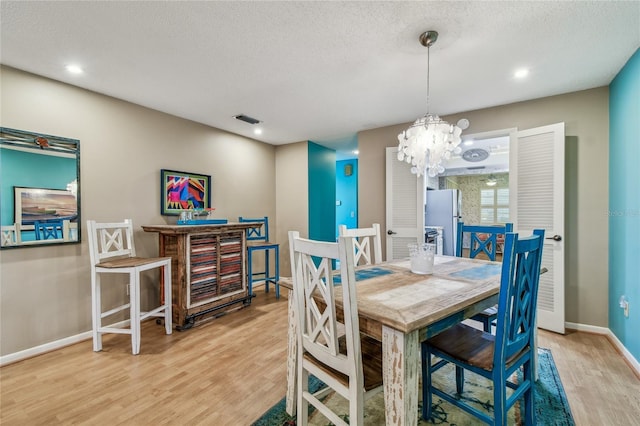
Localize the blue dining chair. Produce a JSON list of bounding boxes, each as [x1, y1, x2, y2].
[[34, 220, 64, 240], [457, 221, 513, 332], [421, 229, 545, 425], [238, 216, 280, 298], [456, 222, 513, 261]]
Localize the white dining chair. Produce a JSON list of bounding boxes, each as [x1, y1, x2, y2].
[[338, 223, 382, 266], [87, 219, 172, 355], [288, 231, 383, 426], [1, 224, 21, 246]]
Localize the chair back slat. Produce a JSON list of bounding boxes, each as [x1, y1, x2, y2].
[[289, 231, 361, 377], [87, 219, 136, 266], [456, 222, 513, 261], [338, 223, 382, 265], [494, 229, 545, 364], [239, 216, 269, 242]]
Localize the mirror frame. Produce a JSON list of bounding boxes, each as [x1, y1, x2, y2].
[[0, 127, 81, 249]]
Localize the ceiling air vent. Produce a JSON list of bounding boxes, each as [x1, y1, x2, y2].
[[234, 114, 260, 125], [462, 148, 489, 162]]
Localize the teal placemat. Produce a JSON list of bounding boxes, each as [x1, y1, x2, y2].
[[449, 263, 502, 280], [333, 266, 393, 284]]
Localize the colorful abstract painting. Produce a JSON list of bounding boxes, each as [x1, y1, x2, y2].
[[160, 169, 211, 215]]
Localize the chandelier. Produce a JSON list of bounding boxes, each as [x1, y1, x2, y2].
[[397, 30, 467, 178]]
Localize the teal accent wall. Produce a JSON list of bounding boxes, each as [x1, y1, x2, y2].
[[308, 142, 336, 242], [609, 48, 640, 361], [0, 148, 76, 226], [336, 159, 358, 238]]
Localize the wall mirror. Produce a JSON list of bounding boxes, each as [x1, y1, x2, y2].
[[0, 127, 81, 249]]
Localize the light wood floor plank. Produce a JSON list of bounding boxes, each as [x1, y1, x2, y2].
[[1, 288, 639, 425]]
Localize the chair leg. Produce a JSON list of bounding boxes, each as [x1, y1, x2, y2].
[[247, 251, 254, 297], [129, 271, 141, 355], [455, 365, 464, 394], [483, 317, 492, 333], [523, 360, 535, 425], [285, 294, 297, 416], [350, 381, 365, 426], [163, 262, 173, 335], [421, 345, 433, 420], [91, 272, 102, 352], [264, 249, 270, 293], [493, 370, 507, 426], [297, 363, 309, 426]]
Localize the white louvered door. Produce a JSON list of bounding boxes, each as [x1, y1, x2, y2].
[[511, 123, 565, 333], [385, 147, 425, 260]]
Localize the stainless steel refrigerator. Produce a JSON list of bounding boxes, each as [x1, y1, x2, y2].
[[425, 189, 461, 256]]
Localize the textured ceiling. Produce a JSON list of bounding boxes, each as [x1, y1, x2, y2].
[[1, 1, 639, 156]]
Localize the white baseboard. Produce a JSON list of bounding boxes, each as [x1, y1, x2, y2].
[[0, 319, 131, 367], [566, 321, 640, 377], [0, 331, 92, 367], [565, 321, 609, 334]]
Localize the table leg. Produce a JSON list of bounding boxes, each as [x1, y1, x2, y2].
[[285, 290, 297, 416], [382, 326, 419, 425]]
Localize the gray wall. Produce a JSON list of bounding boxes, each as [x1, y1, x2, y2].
[[358, 87, 609, 327], [275, 141, 309, 277], [0, 66, 278, 356]]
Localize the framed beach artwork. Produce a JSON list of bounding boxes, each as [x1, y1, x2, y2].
[[160, 169, 211, 215], [14, 186, 78, 226]]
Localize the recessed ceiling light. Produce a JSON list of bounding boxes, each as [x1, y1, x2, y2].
[[463, 140, 474, 146], [254, 128, 263, 135], [65, 64, 84, 74], [514, 68, 529, 79]]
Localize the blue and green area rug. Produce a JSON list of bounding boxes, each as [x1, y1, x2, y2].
[[252, 348, 574, 425]]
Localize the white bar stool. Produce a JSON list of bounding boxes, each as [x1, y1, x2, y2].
[[87, 219, 172, 355]]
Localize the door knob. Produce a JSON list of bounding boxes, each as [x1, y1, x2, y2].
[[545, 235, 562, 241], [387, 230, 397, 235]]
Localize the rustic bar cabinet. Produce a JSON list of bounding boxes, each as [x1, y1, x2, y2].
[[142, 222, 258, 330]]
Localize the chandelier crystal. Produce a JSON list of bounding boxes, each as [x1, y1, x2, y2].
[[397, 30, 466, 178]]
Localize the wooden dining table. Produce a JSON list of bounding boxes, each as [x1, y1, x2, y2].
[[280, 255, 504, 425]]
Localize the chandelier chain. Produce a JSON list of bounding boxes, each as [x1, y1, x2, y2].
[[426, 43, 430, 114]]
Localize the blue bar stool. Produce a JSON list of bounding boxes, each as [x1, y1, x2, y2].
[[238, 216, 280, 298]]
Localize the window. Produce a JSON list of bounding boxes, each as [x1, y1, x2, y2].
[[480, 188, 509, 224]]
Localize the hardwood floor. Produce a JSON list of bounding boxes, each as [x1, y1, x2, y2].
[[538, 328, 640, 425], [1, 288, 639, 425]]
